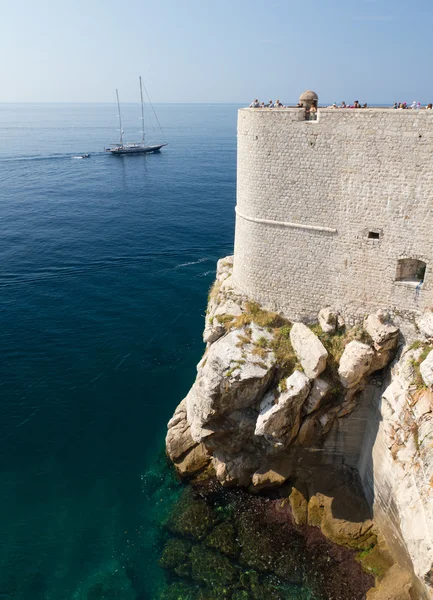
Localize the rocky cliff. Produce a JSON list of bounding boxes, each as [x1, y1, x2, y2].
[[166, 257, 433, 599]]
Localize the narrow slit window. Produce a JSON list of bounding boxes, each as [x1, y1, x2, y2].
[[396, 259, 426, 283], [368, 231, 380, 240]]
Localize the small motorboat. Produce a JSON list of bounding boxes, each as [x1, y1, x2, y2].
[[81, 154, 90, 158]]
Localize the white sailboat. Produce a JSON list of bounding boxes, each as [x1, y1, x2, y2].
[[105, 77, 167, 155]]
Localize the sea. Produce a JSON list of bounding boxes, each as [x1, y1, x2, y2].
[[0, 103, 238, 599]]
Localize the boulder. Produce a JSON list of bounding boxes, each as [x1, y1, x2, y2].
[[364, 311, 399, 352], [366, 563, 413, 600], [417, 311, 433, 341], [412, 389, 433, 420], [420, 349, 433, 388], [173, 443, 211, 476], [166, 399, 196, 461], [255, 370, 311, 444], [251, 455, 293, 491], [290, 322, 328, 379], [166, 400, 211, 476], [307, 491, 375, 550], [338, 341, 374, 389], [318, 307, 337, 334], [295, 415, 319, 445], [212, 450, 259, 487], [204, 298, 243, 344], [303, 377, 331, 414], [288, 487, 308, 525], [187, 324, 276, 443], [199, 408, 258, 455]]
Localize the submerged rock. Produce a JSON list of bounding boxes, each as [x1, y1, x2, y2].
[[190, 545, 238, 585], [159, 484, 376, 600], [205, 521, 238, 557], [72, 560, 136, 600], [160, 582, 198, 600], [159, 537, 192, 570], [166, 493, 219, 541]]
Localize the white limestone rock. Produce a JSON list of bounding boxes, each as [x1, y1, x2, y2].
[[166, 399, 196, 461], [338, 341, 374, 389], [417, 311, 433, 341], [166, 399, 210, 476], [289, 322, 328, 379], [187, 324, 276, 443], [255, 370, 311, 444], [379, 347, 433, 594], [203, 298, 243, 344], [318, 307, 337, 334], [412, 389, 433, 421], [364, 311, 399, 352], [420, 350, 433, 388], [303, 378, 331, 415], [203, 256, 243, 345]]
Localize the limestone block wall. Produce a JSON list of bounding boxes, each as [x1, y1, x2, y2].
[[233, 108, 433, 321]]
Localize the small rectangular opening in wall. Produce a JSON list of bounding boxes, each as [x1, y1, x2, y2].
[[368, 231, 380, 240]]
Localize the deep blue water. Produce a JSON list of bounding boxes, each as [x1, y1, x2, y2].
[[0, 104, 237, 599]]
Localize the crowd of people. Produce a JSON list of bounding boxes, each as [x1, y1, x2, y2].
[[249, 99, 433, 110], [249, 99, 288, 108], [328, 101, 367, 108], [392, 101, 433, 109]]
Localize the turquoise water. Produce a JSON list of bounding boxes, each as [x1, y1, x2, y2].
[[0, 103, 237, 598]]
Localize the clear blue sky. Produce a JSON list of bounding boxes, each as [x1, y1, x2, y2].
[[2, 0, 432, 104]]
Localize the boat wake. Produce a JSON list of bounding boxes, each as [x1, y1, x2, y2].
[[0, 152, 97, 164], [175, 257, 209, 269]]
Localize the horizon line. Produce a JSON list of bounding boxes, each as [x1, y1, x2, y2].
[[0, 100, 411, 106]]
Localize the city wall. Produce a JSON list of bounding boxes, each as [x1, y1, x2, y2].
[[233, 107, 433, 321]]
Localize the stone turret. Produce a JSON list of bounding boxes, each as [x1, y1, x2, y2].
[[299, 89, 318, 109]]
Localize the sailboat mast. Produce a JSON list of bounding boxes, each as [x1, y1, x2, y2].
[[139, 76, 145, 145], [116, 89, 123, 147]]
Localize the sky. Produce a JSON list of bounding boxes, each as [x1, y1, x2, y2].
[[1, 0, 433, 104]]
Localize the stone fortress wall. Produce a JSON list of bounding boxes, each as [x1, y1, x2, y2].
[[233, 97, 433, 321]]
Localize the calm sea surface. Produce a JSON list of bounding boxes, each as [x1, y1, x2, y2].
[[0, 104, 237, 598]]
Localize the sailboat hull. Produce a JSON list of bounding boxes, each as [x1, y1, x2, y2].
[[106, 144, 167, 155]]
